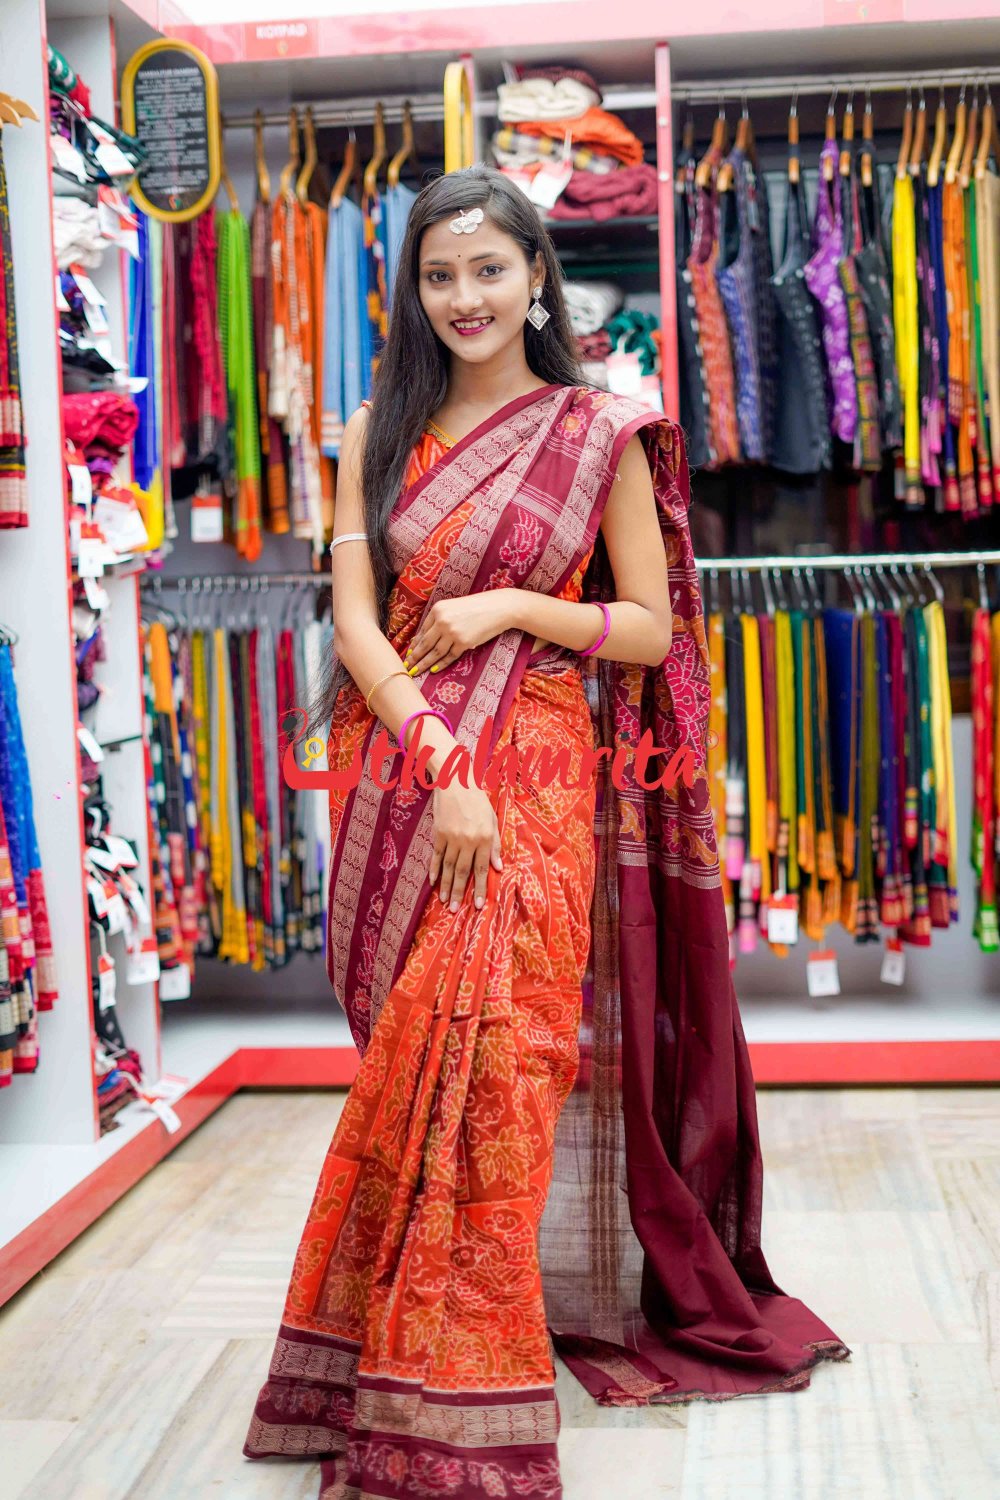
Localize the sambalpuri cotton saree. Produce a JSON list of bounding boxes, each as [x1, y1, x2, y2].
[[245, 383, 849, 1499]]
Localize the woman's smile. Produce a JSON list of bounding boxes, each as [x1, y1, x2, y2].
[[451, 315, 495, 336]]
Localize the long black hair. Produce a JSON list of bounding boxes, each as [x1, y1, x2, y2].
[[311, 164, 586, 732]]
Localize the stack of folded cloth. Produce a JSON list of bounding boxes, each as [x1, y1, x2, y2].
[[562, 280, 624, 336], [63, 392, 139, 480], [492, 64, 645, 183], [548, 162, 658, 220]]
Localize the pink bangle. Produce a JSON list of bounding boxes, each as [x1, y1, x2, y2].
[[396, 707, 452, 750], [578, 601, 611, 658]]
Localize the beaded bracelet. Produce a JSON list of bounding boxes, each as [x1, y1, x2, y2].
[[578, 600, 611, 658], [365, 668, 409, 714], [397, 707, 453, 750]]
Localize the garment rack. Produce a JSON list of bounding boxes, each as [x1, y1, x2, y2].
[[696, 550, 1000, 572], [674, 66, 1000, 105], [140, 572, 328, 590]]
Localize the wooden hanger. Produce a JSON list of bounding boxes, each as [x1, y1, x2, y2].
[[823, 86, 838, 181], [0, 94, 23, 127], [6, 94, 39, 123], [975, 85, 998, 181], [959, 86, 979, 189], [330, 126, 357, 209], [839, 91, 855, 177], [254, 108, 270, 205], [860, 87, 874, 188], [944, 85, 967, 185], [296, 106, 317, 204], [926, 86, 948, 187], [387, 100, 417, 189], [278, 108, 300, 199], [896, 87, 913, 180], [363, 102, 387, 198], [908, 86, 927, 172], [695, 99, 727, 190], [787, 92, 800, 185]]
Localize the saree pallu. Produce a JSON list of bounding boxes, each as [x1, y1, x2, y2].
[[245, 386, 848, 1499]]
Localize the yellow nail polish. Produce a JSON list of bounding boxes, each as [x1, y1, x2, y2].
[[430, 664, 441, 673], [407, 666, 418, 676]]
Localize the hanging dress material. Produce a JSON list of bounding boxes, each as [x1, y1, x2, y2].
[[975, 165, 1000, 502], [688, 165, 741, 466], [383, 181, 417, 304], [972, 607, 999, 949], [251, 197, 289, 533], [674, 157, 713, 469], [805, 142, 859, 449], [0, 133, 26, 529], [771, 162, 830, 475], [927, 177, 959, 508], [322, 195, 365, 458], [855, 146, 903, 455], [838, 170, 882, 472], [942, 174, 978, 514], [361, 186, 389, 397], [966, 181, 993, 509], [911, 165, 944, 492], [218, 209, 263, 561], [716, 149, 767, 463]]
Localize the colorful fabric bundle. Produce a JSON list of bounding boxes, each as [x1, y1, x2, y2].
[[62, 392, 140, 473], [513, 107, 644, 168], [491, 127, 620, 176], [321, 195, 365, 459], [0, 135, 26, 529]]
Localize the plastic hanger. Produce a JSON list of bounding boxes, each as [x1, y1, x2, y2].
[[278, 108, 301, 199], [975, 83, 997, 181], [823, 86, 838, 181], [330, 126, 358, 209], [896, 87, 914, 180], [296, 106, 317, 204], [944, 84, 967, 185], [387, 100, 417, 189], [252, 108, 270, 205], [959, 84, 979, 189], [787, 92, 800, 185], [719, 94, 749, 192], [839, 89, 855, 178], [977, 562, 991, 611], [926, 84, 948, 188], [908, 86, 927, 172], [695, 98, 727, 189], [363, 102, 387, 198], [923, 564, 945, 605], [760, 566, 776, 618], [860, 86, 874, 188]]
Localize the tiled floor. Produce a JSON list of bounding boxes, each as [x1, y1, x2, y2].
[[2, 1087, 998, 1499]]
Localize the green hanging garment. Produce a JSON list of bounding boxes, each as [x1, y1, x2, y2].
[[218, 209, 262, 562]]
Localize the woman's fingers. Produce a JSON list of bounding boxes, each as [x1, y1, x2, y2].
[[438, 851, 456, 907], [473, 848, 491, 909], [490, 827, 503, 872], [449, 852, 474, 911], [429, 840, 445, 888], [405, 632, 448, 677]]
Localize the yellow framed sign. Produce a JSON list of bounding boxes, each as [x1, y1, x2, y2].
[[121, 39, 221, 222]]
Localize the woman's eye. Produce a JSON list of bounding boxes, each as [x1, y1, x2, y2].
[[481, 264, 502, 276]]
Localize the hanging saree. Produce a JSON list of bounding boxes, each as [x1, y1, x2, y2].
[[0, 132, 26, 530], [245, 384, 848, 1499]]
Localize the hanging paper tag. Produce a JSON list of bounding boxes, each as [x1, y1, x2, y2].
[[605, 350, 644, 398], [149, 1097, 182, 1133], [69, 264, 106, 307], [880, 937, 905, 985], [127, 934, 161, 985], [159, 962, 192, 1001], [191, 493, 224, 543], [51, 133, 88, 182], [93, 492, 149, 552], [97, 951, 117, 1012], [77, 724, 105, 763], [806, 948, 840, 997], [528, 157, 573, 209], [77, 524, 105, 578], [503, 167, 535, 197], [145, 1073, 188, 1103], [83, 575, 109, 611], [83, 299, 111, 336], [767, 894, 799, 944], [104, 882, 128, 935], [124, 882, 151, 928], [55, 276, 71, 312], [87, 873, 109, 917], [639, 373, 665, 412], [68, 460, 93, 508]]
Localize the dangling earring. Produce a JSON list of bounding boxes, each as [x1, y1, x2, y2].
[[525, 285, 550, 330]]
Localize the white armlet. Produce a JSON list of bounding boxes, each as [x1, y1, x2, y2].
[[330, 532, 368, 551]]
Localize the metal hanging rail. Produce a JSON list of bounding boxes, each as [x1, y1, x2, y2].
[[220, 84, 653, 131], [140, 572, 328, 589], [674, 66, 1000, 105], [696, 551, 1000, 572]]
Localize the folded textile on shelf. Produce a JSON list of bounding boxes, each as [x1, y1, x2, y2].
[[63, 391, 139, 467], [576, 329, 613, 360], [53, 198, 104, 270], [498, 74, 601, 122], [519, 64, 603, 102], [514, 107, 644, 167], [547, 162, 658, 221], [561, 279, 624, 335], [491, 128, 620, 176]]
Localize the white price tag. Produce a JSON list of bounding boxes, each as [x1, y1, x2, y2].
[[127, 934, 161, 985], [105, 891, 128, 935], [149, 1097, 182, 1134], [93, 493, 149, 552], [68, 461, 92, 507], [767, 896, 799, 944], [881, 939, 906, 986], [145, 1073, 188, 1103], [51, 133, 88, 182], [77, 534, 105, 578], [191, 496, 223, 543], [69, 264, 106, 307], [56, 276, 70, 312], [605, 351, 644, 398], [87, 873, 108, 916], [104, 836, 140, 870], [77, 724, 105, 763], [97, 952, 116, 1011], [806, 949, 840, 997], [83, 300, 110, 336], [87, 846, 119, 873], [159, 962, 192, 1001], [124, 882, 151, 927], [529, 158, 573, 209], [504, 167, 535, 197], [83, 575, 109, 611]]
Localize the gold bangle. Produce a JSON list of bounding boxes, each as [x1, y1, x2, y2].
[[365, 669, 409, 714]]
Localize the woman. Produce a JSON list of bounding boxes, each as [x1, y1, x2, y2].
[[245, 166, 849, 1498]]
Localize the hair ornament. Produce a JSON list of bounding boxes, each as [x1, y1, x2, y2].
[[449, 206, 484, 234]]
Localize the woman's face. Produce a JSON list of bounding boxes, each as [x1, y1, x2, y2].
[[417, 212, 543, 366]]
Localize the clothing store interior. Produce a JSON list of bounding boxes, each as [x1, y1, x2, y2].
[[1, 0, 999, 1495]]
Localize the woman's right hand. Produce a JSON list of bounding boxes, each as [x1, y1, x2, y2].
[[429, 780, 503, 912]]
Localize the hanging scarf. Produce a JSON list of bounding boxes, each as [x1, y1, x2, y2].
[[251, 197, 289, 533], [0, 136, 26, 529], [218, 209, 263, 561], [892, 171, 921, 497]]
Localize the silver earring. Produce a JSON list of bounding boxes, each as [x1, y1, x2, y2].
[[526, 286, 550, 330]]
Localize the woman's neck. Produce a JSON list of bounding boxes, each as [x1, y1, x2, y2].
[[443, 347, 550, 414]]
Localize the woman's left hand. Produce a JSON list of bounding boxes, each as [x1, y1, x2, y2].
[[404, 590, 519, 678]]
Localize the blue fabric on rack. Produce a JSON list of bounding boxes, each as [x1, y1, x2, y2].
[[321, 197, 364, 458], [383, 181, 417, 306], [128, 207, 157, 492]]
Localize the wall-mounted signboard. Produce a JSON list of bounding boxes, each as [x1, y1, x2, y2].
[[121, 40, 221, 222]]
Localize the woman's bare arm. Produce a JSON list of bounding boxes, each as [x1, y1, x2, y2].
[[507, 433, 673, 667]]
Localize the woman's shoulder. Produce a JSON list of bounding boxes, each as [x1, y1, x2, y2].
[[568, 382, 683, 436]]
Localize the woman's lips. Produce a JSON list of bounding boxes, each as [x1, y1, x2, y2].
[[451, 317, 494, 337]]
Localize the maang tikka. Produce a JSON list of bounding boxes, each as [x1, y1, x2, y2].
[[525, 285, 550, 330], [449, 206, 484, 234]]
